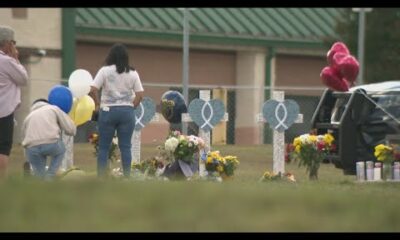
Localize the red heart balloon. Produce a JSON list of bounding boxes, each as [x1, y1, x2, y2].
[[327, 42, 350, 66], [320, 66, 349, 92], [337, 55, 359, 83], [332, 52, 348, 74]]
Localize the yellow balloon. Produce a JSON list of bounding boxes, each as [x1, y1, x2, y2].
[[68, 98, 78, 122], [74, 95, 95, 126]]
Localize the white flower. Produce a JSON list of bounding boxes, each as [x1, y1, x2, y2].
[[188, 135, 199, 145], [178, 135, 186, 142], [165, 137, 179, 152], [300, 134, 311, 144], [317, 135, 324, 142], [112, 137, 118, 145]]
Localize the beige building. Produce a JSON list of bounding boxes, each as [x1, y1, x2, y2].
[[1, 8, 342, 145], [0, 8, 63, 142]]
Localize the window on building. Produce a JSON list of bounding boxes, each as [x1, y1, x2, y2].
[[12, 8, 27, 19]]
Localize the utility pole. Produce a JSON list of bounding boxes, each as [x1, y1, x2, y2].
[[179, 8, 195, 134], [182, 8, 189, 134], [352, 8, 372, 85]]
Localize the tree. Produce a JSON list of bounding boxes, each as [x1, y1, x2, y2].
[[329, 8, 400, 84]]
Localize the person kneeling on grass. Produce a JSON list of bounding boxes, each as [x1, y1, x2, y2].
[[21, 98, 76, 180]]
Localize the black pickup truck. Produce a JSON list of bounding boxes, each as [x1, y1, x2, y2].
[[311, 81, 400, 175]]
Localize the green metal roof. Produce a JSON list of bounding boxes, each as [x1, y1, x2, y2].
[[75, 8, 345, 48]]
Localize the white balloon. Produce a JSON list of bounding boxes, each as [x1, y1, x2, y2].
[[68, 69, 93, 98]]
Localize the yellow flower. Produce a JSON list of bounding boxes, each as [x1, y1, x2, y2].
[[323, 133, 334, 145], [216, 165, 224, 173], [309, 135, 317, 143], [374, 144, 389, 153], [219, 157, 226, 164], [209, 151, 220, 159], [226, 156, 240, 165], [374, 144, 394, 162], [293, 137, 301, 147], [377, 155, 386, 161], [295, 145, 301, 153]]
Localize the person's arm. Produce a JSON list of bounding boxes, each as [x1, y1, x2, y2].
[[5, 44, 28, 86], [55, 107, 77, 136], [133, 91, 144, 108], [131, 70, 144, 108], [89, 67, 105, 111], [89, 86, 100, 111], [6, 59, 28, 86]]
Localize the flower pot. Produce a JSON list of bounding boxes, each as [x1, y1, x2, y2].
[[382, 162, 392, 181], [309, 167, 318, 181]]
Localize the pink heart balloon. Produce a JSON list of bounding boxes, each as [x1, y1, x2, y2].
[[337, 55, 359, 83], [327, 42, 350, 66], [332, 52, 348, 74], [320, 66, 349, 92]]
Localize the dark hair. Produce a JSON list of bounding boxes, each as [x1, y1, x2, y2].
[[105, 43, 135, 74], [32, 98, 48, 105]]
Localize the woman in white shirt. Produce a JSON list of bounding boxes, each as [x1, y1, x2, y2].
[[89, 43, 144, 178]]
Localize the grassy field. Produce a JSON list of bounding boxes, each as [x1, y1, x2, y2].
[[1, 143, 400, 232]]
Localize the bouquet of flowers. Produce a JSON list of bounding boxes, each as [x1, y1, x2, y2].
[[285, 143, 296, 163], [259, 170, 296, 183], [131, 157, 165, 177], [205, 151, 239, 180], [374, 143, 400, 180], [163, 130, 205, 163], [88, 133, 119, 163], [291, 132, 335, 180], [374, 144, 400, 163]]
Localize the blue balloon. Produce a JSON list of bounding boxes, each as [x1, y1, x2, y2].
[[48, 85, 73, 113], [161, 91, 187, 124]]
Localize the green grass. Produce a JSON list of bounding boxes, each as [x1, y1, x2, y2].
[[1, 144, 400, 232]]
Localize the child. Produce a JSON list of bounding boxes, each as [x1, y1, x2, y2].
[[21, 98, 76, 180]]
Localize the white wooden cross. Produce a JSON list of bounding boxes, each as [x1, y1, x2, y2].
[[182, 90, 229, 176], [131, 113, 160, 164], [61, 133, 74, 172], [257, 91, 303, 174]]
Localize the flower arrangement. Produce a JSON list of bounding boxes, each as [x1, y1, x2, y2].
[[131, 157, 165, 177], [291, 132, 336, 180], [259, 170, 296, 183], [205, 151, 240, 179], [163, 130, 205, 163], [374, 144, 400, 180], [285, 143, 296, 163], [88, 133, 119, 163], [374, 144, 400, 163]]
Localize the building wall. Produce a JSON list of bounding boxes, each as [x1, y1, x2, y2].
[[275, 54, 327, 96], [0, 8, 62, 143], [0, 8, 61, 50]]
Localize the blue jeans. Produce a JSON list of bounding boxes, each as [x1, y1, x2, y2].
[[25, 139, 65, 180], [98, 106, 135, 178]]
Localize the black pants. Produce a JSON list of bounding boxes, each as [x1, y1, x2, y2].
[[0, 113, 14, 156]]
